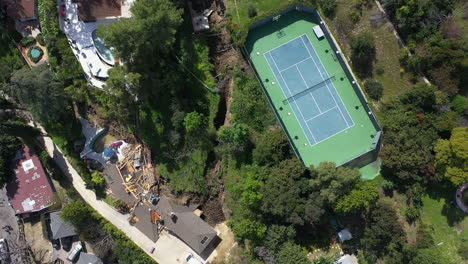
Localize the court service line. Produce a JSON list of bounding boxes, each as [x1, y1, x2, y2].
[[264, 52, 316, 146], [300, 36, 351, 128], [302, 34, 355, 128], [267, 52, 317, 145], [305, 106, 338, 122], [263, 35, 305, 56], [295, 65, 322, 114], [280, 57, 312, 73], [299, 36, 353, 143]]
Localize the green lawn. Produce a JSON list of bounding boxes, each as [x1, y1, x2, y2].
[[421, 184, 468, 264], [225, 0, 301, 27], [322, 1, 415, 101]]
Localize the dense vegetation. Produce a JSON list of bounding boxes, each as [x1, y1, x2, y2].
[[61, 201, 156, 263], [1, 0, 467, 263]]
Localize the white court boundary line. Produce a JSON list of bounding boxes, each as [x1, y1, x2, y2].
[[302, 34, 355, 128], [295, 65, 322, 114], [264, 34, 356, 146], [305, 106, 338, 122], [300, 36, 350, 127], [264, 52, 315, 146], [298, 35, 357, 144]]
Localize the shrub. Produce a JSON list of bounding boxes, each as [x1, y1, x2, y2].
[[27, 46, 44, 63], [459, 239, 468, 260], [351, 32, 376, 77], [319, 0, 337, 18], [364, 80, 384, 100], [375, 66, 385, 75], [451, 95, 467, 114], [248, 4, 257, 18], [381, 180, 394, 192], [405, 206, 420, 223], [36, 33, 46, 46], [20, 36, 36, 47], [349, 9, 361, 23]]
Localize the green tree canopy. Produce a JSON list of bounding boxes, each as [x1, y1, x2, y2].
[[101, 66, 141, 126], [253, 129, 291, 166], [216, 123, 250, 154], [276, 242, 310, 264], [361, 201, 406, 257], [183, 111, 205, 133], [309, 162, 361, 205], [0, 119, 20, 187], [351, 32, 376, 77], [4, 65, 69, 123], [334, 182, 379, 215], [263, 225, 296, 252], [261, 158, 309, 225], [98, 0, 183, 66], [435, 127, 468, 185]]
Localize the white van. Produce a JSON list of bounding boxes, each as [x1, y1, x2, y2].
[[67, 241, 82, 261], [186, 253, 202, 264]]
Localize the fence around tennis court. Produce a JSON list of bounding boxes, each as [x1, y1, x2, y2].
[[242, 4, 382, 169]]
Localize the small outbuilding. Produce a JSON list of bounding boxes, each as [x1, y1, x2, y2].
[[50, 211, 77, 240], [338, 228, 352, 243], [77, 252, 103, 264]]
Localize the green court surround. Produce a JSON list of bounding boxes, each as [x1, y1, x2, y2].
[[245, 8, 381, 178]]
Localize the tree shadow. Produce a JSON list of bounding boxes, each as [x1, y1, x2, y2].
[[425, 182, 466, 227]]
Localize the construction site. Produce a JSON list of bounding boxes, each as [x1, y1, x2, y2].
[[103, 144, 219, 258]]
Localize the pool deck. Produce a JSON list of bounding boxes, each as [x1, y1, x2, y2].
[[245, 10, 380, 176], [59, 0, 133, 88]]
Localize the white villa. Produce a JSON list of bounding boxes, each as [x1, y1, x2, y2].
[[60, 0, 134, 88]]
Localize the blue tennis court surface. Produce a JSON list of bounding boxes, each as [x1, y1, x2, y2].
[[264, 34, 354, 146]]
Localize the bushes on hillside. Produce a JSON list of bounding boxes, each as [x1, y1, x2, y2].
[[351, 32, 376, 77], [36, 33, 46, 46], [451, 95, 467, 114], [364, 79, 384, 100], [319, 0, 337, 18], [38, 0, 60, 38], [20, 36, 36, 47]]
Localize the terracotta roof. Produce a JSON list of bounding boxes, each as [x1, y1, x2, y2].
[[78, 0, 121, 22], [6, 146, 53, 214], [5, 0, 36, 20]]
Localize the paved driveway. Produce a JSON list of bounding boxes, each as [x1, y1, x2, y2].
[[33, 123, 209, 264], [0, 188, 22, 263]]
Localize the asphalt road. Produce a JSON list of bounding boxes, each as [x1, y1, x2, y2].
[[0, 188, 22, 264]]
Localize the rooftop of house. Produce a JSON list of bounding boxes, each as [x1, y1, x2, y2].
[[6, 146, 54, 215], [50, 211, 78, 240], [78, 0, 122, 22], [5, 0, 36, 20], [77, 252, 103, 264], [153, 197, 218, 255]]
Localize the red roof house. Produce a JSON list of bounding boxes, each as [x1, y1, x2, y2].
[[5, 0, 37, 21], [6, 146, 54, 215]]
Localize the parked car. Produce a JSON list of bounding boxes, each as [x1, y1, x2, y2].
[[52, 238, 61, 250], [67, 241, 82, 261], [61, 237, 72, 251], [0, 238, 10, 262], [186, 253, 202, 264]]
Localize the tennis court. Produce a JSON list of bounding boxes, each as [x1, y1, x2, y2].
[[264, 34, 354, 145], [245, 7, 381, 178]]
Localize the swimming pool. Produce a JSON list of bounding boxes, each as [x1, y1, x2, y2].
[[31, 48, 41, 58], [92, 29, 115, 65]]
